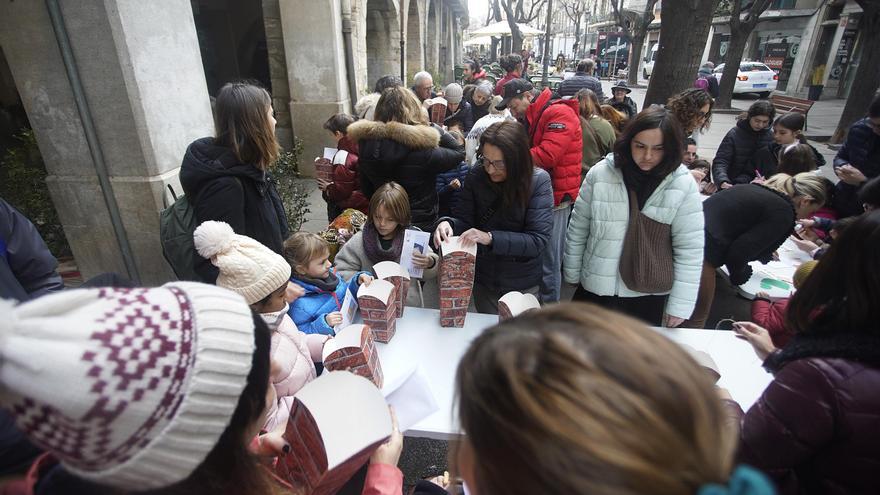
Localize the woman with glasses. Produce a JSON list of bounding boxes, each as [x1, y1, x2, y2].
[[666, 88, 714, 142], [433, 121, 553, 314], [564, 106, 705, 327]]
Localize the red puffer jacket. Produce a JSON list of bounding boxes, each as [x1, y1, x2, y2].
[[324, 136, 369, 213], [526, 88, 583, 206], [737, 333, 880, 495], [750, 297, 793, 347]]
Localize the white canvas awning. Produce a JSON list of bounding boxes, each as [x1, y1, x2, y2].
[[464, 36, 493, 46], [469, 20, 544, 38]]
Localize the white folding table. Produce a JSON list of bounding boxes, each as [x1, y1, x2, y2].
[[375, 307, 773, 440]]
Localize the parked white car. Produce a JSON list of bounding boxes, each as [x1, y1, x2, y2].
[[643, 44, 658, 79], [713, 62, 778, 98]]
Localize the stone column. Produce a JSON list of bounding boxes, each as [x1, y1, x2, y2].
[[279, 0, 351, 175], [0, 0, 214, 285], [262, 0, 295, 150]]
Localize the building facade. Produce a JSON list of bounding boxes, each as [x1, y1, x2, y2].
[[0, 0, 467, 284]]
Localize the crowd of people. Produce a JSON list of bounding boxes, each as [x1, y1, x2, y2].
[[2, 52, 879, 495]]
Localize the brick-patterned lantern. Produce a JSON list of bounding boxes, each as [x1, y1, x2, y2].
[[357, 279, 398, 342], [276, 372, 392, 495], [498, 291, 541, 322], [322, 324, 383, 388], [438, 236, 477, 327], [429, 98, 447, 125], [373, 261, 411, 318]]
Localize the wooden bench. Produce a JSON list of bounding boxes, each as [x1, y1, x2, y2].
[[769, 94, 815, 130]]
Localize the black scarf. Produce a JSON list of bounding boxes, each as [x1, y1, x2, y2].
[[621, 164, 665, 210], [764, 331, 880, 374], [296, 271, 339, 292], [362, 223, 403, 265]]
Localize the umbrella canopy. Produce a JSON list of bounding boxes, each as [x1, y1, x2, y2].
[[464, 36, 493, 46], [469, 20, 544, 38]]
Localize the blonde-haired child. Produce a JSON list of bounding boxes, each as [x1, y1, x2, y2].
[[193, 220, 328, 432], [284, 232, 373, 335], [335, 182, 439, 306]]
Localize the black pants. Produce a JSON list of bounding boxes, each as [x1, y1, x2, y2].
[[572, 285, 666, 326]]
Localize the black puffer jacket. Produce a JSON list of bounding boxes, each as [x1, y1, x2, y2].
[[442, 166, 553, 293], [751, 141, 826, 177], [713, 119, 774, 186], [349, 120, 465, 230], [703, 184, 795, 285], [179, 137, 290, 283], [738, 331, 880, 495]]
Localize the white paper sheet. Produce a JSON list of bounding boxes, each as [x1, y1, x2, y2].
[[335, 289, 358, 333], [382, 364, 439, 433], [323, 147, 337, 160], [400, 229, 431, 279]]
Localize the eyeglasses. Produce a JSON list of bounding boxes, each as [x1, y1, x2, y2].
[[479, 155, 506, 170]]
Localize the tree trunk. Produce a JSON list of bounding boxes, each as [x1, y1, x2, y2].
[[628, 31, 646, 86], [644, 0, 720, 106], [715, 32, 748, 109], [831, 3, 880, 144], [490, 37, 500, 61]]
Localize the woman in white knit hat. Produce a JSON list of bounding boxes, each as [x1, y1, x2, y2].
[[193, 220, 330, 433], [0, 283, 404, 494]]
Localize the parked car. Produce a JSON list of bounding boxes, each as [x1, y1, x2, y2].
[[713, 62, 778, 98]]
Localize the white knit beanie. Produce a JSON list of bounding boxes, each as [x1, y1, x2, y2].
[[193, 221, 291, 305], [0, 282, 256, 490]]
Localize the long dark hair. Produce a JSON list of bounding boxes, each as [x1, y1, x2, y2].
[[614, 105, 685, 179], [156, 313, 276, 495], [787, 211, 880, 337], [215, 82, 280, 170], [479, 121, 534, 209]]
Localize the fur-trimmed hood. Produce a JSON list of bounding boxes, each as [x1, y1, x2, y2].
[[347, 120, 440, 150]]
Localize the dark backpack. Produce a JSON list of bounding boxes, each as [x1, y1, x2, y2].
[[159, 184, 200, 281]]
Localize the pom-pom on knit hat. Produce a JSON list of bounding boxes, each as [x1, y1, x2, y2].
[[193, 220, 291, 305], [0, 282, 256, 490]]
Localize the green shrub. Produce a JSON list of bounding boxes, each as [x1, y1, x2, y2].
[[271, 138, 311, 232], [0, 128, 71, 257]]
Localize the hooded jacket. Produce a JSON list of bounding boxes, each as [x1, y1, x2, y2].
[[323, 136, 368, 214], [713, 119, 774, 186], [526, 88, 584, 206], [563, 155, 705, 320], [443, 166, 553, 293], [259, 309, 326, 432], [0, 199, 64, 302], [286, 268, 367, 335], [348, 120, 465, 231], [180, 137, 290, 283], [751, 141, 826, 178], [737, 331, 880, 495]]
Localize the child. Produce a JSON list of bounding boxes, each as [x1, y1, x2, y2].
[[687, 158, 717, 195], [335, 182, 439, 306], [435, 130, 470, 217], [751, 260, 818, 348], [320, 113, 368, 220], [284, 231, 373, 335], [752, 112, 826, 177], [193, 220, 328, 432], [713, 100, 775, 188]]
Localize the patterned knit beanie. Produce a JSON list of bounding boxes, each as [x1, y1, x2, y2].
[[193, 221, 291, 305], [0, 282, 256, 489], [793, 260, 818, 289]]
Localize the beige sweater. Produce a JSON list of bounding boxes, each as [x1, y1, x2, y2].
[[334, 230, 439, 307]]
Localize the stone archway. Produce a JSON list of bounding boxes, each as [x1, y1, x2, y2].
[[426, 0, 440, 76], [404, 0, 423, 83], [365, 0, 400, 92]]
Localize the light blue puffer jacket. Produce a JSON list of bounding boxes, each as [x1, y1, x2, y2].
[[563, 155, 705, 320]]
